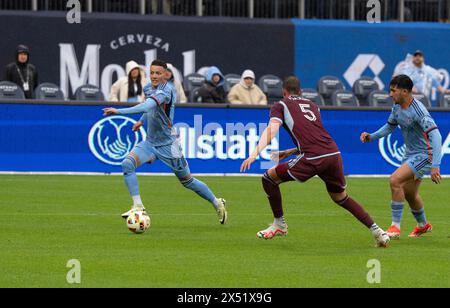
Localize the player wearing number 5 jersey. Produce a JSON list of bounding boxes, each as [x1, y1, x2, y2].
[[240, 76, 390, 247]]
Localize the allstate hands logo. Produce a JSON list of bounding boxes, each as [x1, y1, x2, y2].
[[88, 116, 146, 165], [378, 131, 406, 167]]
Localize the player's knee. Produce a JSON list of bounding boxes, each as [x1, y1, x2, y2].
[[179, 176, 194, 188], [122, 157, 136, 175], [389, 174, 402, 189], [262, 172, 279, 188]]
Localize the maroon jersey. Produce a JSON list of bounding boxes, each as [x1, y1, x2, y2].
[[270, 95, 339, 158]]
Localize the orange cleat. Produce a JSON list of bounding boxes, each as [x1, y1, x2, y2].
[[386, 225, 401, 239], [408, 223, 433, 238]]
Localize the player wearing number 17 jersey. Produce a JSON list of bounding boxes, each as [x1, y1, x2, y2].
[[240, 76, 390, 247]]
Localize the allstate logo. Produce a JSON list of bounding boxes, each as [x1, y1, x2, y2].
[[88, 116, 147, 165], [378, 130, 405, 167]]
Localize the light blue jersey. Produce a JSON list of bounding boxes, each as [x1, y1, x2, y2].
[[141, 82, 177, 147], [370, 99, 443, 171], [118, 81, 177, 147], [388, 99, 437, 158]]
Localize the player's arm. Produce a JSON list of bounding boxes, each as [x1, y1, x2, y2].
[[240, 119, 282, 172], [420, 114, 443, 184], [361, 109, 398, 143], [271, 148, 300, 162], [103, 97, 158, 116]]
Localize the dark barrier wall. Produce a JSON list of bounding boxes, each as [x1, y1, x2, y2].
[[0, 11, 294, 99], [1, 102, 449, 175], [294, 20, 450, 106]]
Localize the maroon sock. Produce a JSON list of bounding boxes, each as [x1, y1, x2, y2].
[[262, 172, 283, 218], [336, 195, 374, 228]]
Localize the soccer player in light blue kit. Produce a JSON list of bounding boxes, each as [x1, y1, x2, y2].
[[361, 75, 442, 239], [103, 60, 227, 224]]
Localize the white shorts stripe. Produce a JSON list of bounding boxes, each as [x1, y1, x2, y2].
[[305, 152, 341, 160]]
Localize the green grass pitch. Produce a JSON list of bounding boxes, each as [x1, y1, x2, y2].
[[0, 175, 448, 288]]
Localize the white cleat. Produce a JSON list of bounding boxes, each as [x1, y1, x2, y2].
[[373, 229, 390, 248], [257, 224, 288, 239], [216, 198, 227, 225], [121, 205, 147, 219]]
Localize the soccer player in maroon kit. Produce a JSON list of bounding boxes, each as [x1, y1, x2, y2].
[[240, 76, 390, 247]]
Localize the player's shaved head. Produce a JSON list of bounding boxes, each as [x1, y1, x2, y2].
[[283, 76, 301, 95], [390, 75, 414, 92]]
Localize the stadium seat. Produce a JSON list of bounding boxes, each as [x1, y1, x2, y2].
[[190, 87, 203, 103], [258, 75, 283, 104], [223, 74, 241, 93], [0, 81, 25, 100], [368, 90, 393, 107], [439, 93, 450, 108], [331, 90, 359, 107], [352, 77, 379, 106], [34, 83, 65, 100], [74, 84, 104, 101], [301, 88, 325, 106], [183, 73, 206, 100], [317, 75, 345, 104], [412, 93, 431, 108]]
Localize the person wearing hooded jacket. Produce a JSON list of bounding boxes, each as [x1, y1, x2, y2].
[[194, 66, 226, 104], [109, 61, 148, 103], [5, 45, 38, 99], [227, 70, 268, 105], [165, 65, 187, 103]]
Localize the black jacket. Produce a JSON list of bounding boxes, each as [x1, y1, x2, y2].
[[194, 82, 226, 104], [5, 45, 38, 99]]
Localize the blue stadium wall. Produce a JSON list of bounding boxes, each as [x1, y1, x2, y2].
[[293, 20, 450, 106], [1, 102, 449, 175]]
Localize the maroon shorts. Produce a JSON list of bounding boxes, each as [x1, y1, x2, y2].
[[275, 153, 347, 193]]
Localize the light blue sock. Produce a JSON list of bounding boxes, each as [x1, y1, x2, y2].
[[122, 157, 140, 197], [391, 201, 404, 228], [182, 177, 217, 209], [411, 208, 427, 227]]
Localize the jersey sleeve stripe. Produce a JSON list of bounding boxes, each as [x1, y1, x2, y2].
[[271, 117, 283, 124], [425, 126, 438, 134], [412, 101, 425, 117], [150, 95, 162, 105]]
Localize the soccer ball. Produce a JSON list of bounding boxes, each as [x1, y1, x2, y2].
[[126, 211, 151, 234]]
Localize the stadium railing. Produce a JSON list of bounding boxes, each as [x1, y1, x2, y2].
[[1, 0, 449, 22]]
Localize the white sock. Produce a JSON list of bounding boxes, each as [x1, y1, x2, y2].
[[392, 222, 401, 229], [274, 217, 287, 228], [132, 195, 143, 207], [213, 198, 221, 210], [370, 223, 381, 235]]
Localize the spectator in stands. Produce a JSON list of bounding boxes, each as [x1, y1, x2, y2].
[[194, 66, 226, 103], [5, 45, 38, 99], [166, 65, 187, 103], [399, 50, 450, 98], [109, 61, 147, 103], [227, 70, 267, 105]]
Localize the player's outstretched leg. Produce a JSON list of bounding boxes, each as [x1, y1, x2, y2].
[[257, 170, 288, 239], [120, 143, 157, 219], [179, 175, 227, 225], [121, 154, 147, 218], [332, 192, 390, 247], [404, 179, 432, 238]]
